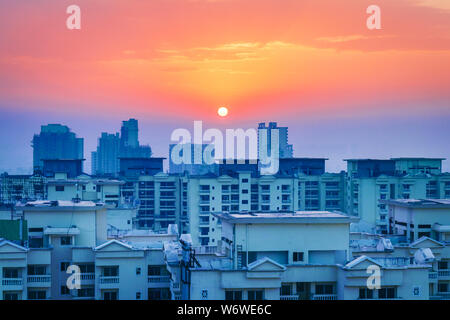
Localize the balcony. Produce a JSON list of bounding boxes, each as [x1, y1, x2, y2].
[[280, 295, 299, 300], [438, 270, 450, 279], [80, 273, 95, 284], [313, 294, 337, 300], [2, 278, 23, 286], [148, 275, 170, 283], [170, 281, 181, 293], [429, 271, 438, 281], [432, 292, 450, 300], [99, 276, 119, 284], [27, 275, 51, 287]]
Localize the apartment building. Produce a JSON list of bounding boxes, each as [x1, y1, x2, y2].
[[0, 173, 46, 204], [186, 159, 345, 246], [381, 198, 450, 299], [180, 211, 428, 300], [46, 173, 124, 207], [345, 158, 450, 234], [120, 173, 186, 233], [0, 198, 181, 300]]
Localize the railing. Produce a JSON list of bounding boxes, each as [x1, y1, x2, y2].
[[148, 275, 170, 283], [280, 295, 299, 300], [27, 275, 51, 283], [193, 246, 217, 255], [172, 282, 180, 289], [174, 294, 182, 300], [80, 273, 95, 280], [437, 292, 450, 300], [429, 271, 438, 279], [438, 270, 450, 277], [2, 278, 23, 286], [99, 276, 119, 284], [313, 294, 337, 300]]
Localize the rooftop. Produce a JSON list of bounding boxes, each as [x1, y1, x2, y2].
[[381, 199, 450, 208], [19, 200, 105, 210], [213, 211, 351, 224]]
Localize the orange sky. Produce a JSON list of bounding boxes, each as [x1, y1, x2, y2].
[[0, 0, 449, 121]]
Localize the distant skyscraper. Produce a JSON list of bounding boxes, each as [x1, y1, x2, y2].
[[91, 132, 120, 176], [169, 143, 217, 175], [91, 119, 152, 176], [257, 122, 293, 159], [32, 124, 83, 171], [121, 118, 139, 149], [119, 119, 152, 158]]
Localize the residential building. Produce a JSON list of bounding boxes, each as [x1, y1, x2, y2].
[[169, 143, 217, 175], [32, 124, 83, 171], [345, 158, 450, 234], [119, 119, 152, 159], [0, 173, 45, 205], [257, 122, 293, 159], [180, 211, 428, 300], [91, 133, 120, 176], [379, 198, 450, 299]]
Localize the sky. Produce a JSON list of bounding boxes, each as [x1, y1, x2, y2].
[[0, 0, 449, 173]]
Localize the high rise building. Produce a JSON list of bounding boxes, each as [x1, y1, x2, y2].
[[32, 124, 83, 171], [257, 122, 293, 159], [119, 119, 152, 159], [169, 143, 218, 175], [345, 158, 450, 234], [91, 133, 120, 176], [91, 119, 152, 176], [121, 119, 139, 149]]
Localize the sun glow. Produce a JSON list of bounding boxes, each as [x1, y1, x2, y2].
[[218, 106, 228, 117]]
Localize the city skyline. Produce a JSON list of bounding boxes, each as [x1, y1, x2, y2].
[[0, 111, 449, 175]]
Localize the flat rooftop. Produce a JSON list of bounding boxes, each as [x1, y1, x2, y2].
[[19, 200, 105, 210], [213, 211, 351, 224], [381, 199, 450, 208]]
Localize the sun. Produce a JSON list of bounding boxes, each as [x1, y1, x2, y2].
[[218, 106, 228, 117]]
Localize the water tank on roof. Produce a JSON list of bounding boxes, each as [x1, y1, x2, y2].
[[414, 248, 435, 264]]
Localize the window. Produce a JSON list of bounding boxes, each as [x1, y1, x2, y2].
[[136, 292, 141, 300], [148, 266, 161, 276], [28, 290, 46, 300], [438, 261, 448, 270], [79, 264, 95, 273], [359, 288, 373, 299], [315, 284, 333, 295], [280, 285, 292, 296], [378, 287, 396, 299], [3, 292, 19, 300], [438, 283, 448, 293], [28, 265, 46, 275], [55, 185, 65, 192], [78, 287, 94, 297], [61, 286, 70, 295], [242, 178, 249, 183], [225, 290, 242, 300], [60, 236, 72, 246], [3, 268, 19, 278], [293, 252, 304, 262], [103, 291, 118, 300], [60, 262, 70, 272], [136, 267, 141, 275], [247, 290, 263, 300], [103, 266, 119, 277]]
